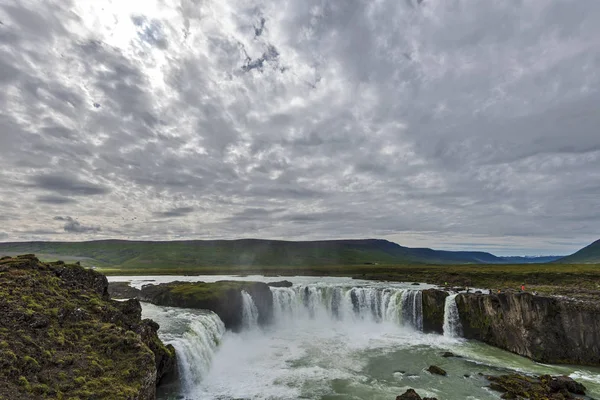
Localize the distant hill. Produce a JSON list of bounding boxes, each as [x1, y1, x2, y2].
[[500, 256, 563, 264], [556, 239, 600, 263], [0, 239, 511, 269]]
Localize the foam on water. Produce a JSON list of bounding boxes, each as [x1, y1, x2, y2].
[[136, 279, 600, 400]]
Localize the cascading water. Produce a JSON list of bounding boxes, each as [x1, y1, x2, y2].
[[136, 277, 600, 400], [241, 290, 259, 329], [270, 285, 423, 330], [443, 293, 463, 338], [139, 303, 225, 396]]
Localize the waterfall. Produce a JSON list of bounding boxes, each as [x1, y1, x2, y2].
[[443, 293, 463, 338], [270, 286, 423, 330], [241, 290, 259, 330], [168, 312, 225, 394], [401, 290, 423, 331]]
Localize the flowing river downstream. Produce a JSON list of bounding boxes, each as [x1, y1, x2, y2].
[[109, 276, 600, 399]]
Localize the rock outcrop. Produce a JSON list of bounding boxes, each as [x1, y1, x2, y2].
[[456, 292, 600, 365], [427, 365, 447, 376], [421, 289, 449, 334], [108, 281, 142, 299], [0, 255, 176, 400], [140, 281, 273, 331], [487, 373, 587, 399], [267, 280, 293, 288], [396, 389, 438, 400]]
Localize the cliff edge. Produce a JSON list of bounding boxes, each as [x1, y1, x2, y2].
[[0, 255, 176, 399]]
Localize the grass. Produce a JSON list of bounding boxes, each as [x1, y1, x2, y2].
[[0, 238, 550, 269], [100, 262, 600, 300]]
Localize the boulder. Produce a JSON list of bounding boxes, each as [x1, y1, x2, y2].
[[396, 389, 438, 400], [396, 389, 422, 400], [441, 352, 460, 358], [487, 373, 587, 399], [427, 365, 447, 376]]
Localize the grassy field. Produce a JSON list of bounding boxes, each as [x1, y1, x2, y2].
[[96, 262, 600, 298], [2, 240, 598, 299], [0, 239, 522, 268]]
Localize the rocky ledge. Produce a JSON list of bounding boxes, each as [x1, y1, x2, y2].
[[138, 280, 273, 331], [0, 255, 175, 400], [455, 291, 600, 365], [487, 373, 587, 399]]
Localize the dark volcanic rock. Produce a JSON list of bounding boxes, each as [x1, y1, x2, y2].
[[456, 292, 600, 365], [396, 389, 438, 400], [422, 289, 449, 334], [487, 373, 587, 399], [441, 351, 460, 358], [427, 365, 447, 376], [108, 281, 142, 299], [0, 255, 175, 400], [140, 280, 273, 331], [267, 280, 293, 288]]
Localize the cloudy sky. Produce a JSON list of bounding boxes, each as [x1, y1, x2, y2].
[[1, 0, 599, 255]]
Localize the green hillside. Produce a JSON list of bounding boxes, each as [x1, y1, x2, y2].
[[0, 239, 504, 271], [557, 239, 600, 263]]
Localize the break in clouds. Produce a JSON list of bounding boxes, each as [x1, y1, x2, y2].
[[0, 0, 599, 255]]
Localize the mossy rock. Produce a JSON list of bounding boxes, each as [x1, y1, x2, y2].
[[140, 280, 273, 331], [0, 255, 175, 400]]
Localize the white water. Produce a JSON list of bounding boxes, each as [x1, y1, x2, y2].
[[127, 276, 600, 400], [443, 293, 463, 338], [271, 286, 423, 329], [139, 303, 225, 394], [241, 290, 259, 329]]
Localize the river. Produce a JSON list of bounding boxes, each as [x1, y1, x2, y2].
[[108, 275, 600, 399]]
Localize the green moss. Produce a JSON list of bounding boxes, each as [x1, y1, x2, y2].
[[0, 255, 175, 399]]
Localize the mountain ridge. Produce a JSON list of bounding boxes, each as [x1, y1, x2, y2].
[[0, 238, 565, 268], [556, 238, 600, 263]]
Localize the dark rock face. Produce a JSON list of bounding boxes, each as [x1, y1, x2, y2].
[[456, 292, 600, 365], [421, 289, 449, 334], [0, 255, 175, 400], [108, 281, 142, 299], [396, 389, 438, 400], [427, 365, 447, 376], [140, 281, 273, 331], [487, 373, 587, 399], [267, 280, 293, 288]]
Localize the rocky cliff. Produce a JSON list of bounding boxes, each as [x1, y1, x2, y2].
[[0, 255, 176, 400], [139, 281, 273, 331], [421, 289, 449, 334], [456, 291, 600, 365]]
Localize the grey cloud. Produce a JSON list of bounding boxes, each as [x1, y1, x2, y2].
[[36, 195, 77, 204], [0, 232, 7, 240], [153, 207, 195, 218], [54, 216, 101, 233], [31, 174, 110, 196], [0, 0, 599, 254]]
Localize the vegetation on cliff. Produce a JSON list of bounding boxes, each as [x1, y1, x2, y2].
[[0, 255, 175, 400], [139, 281, 273, 331]]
